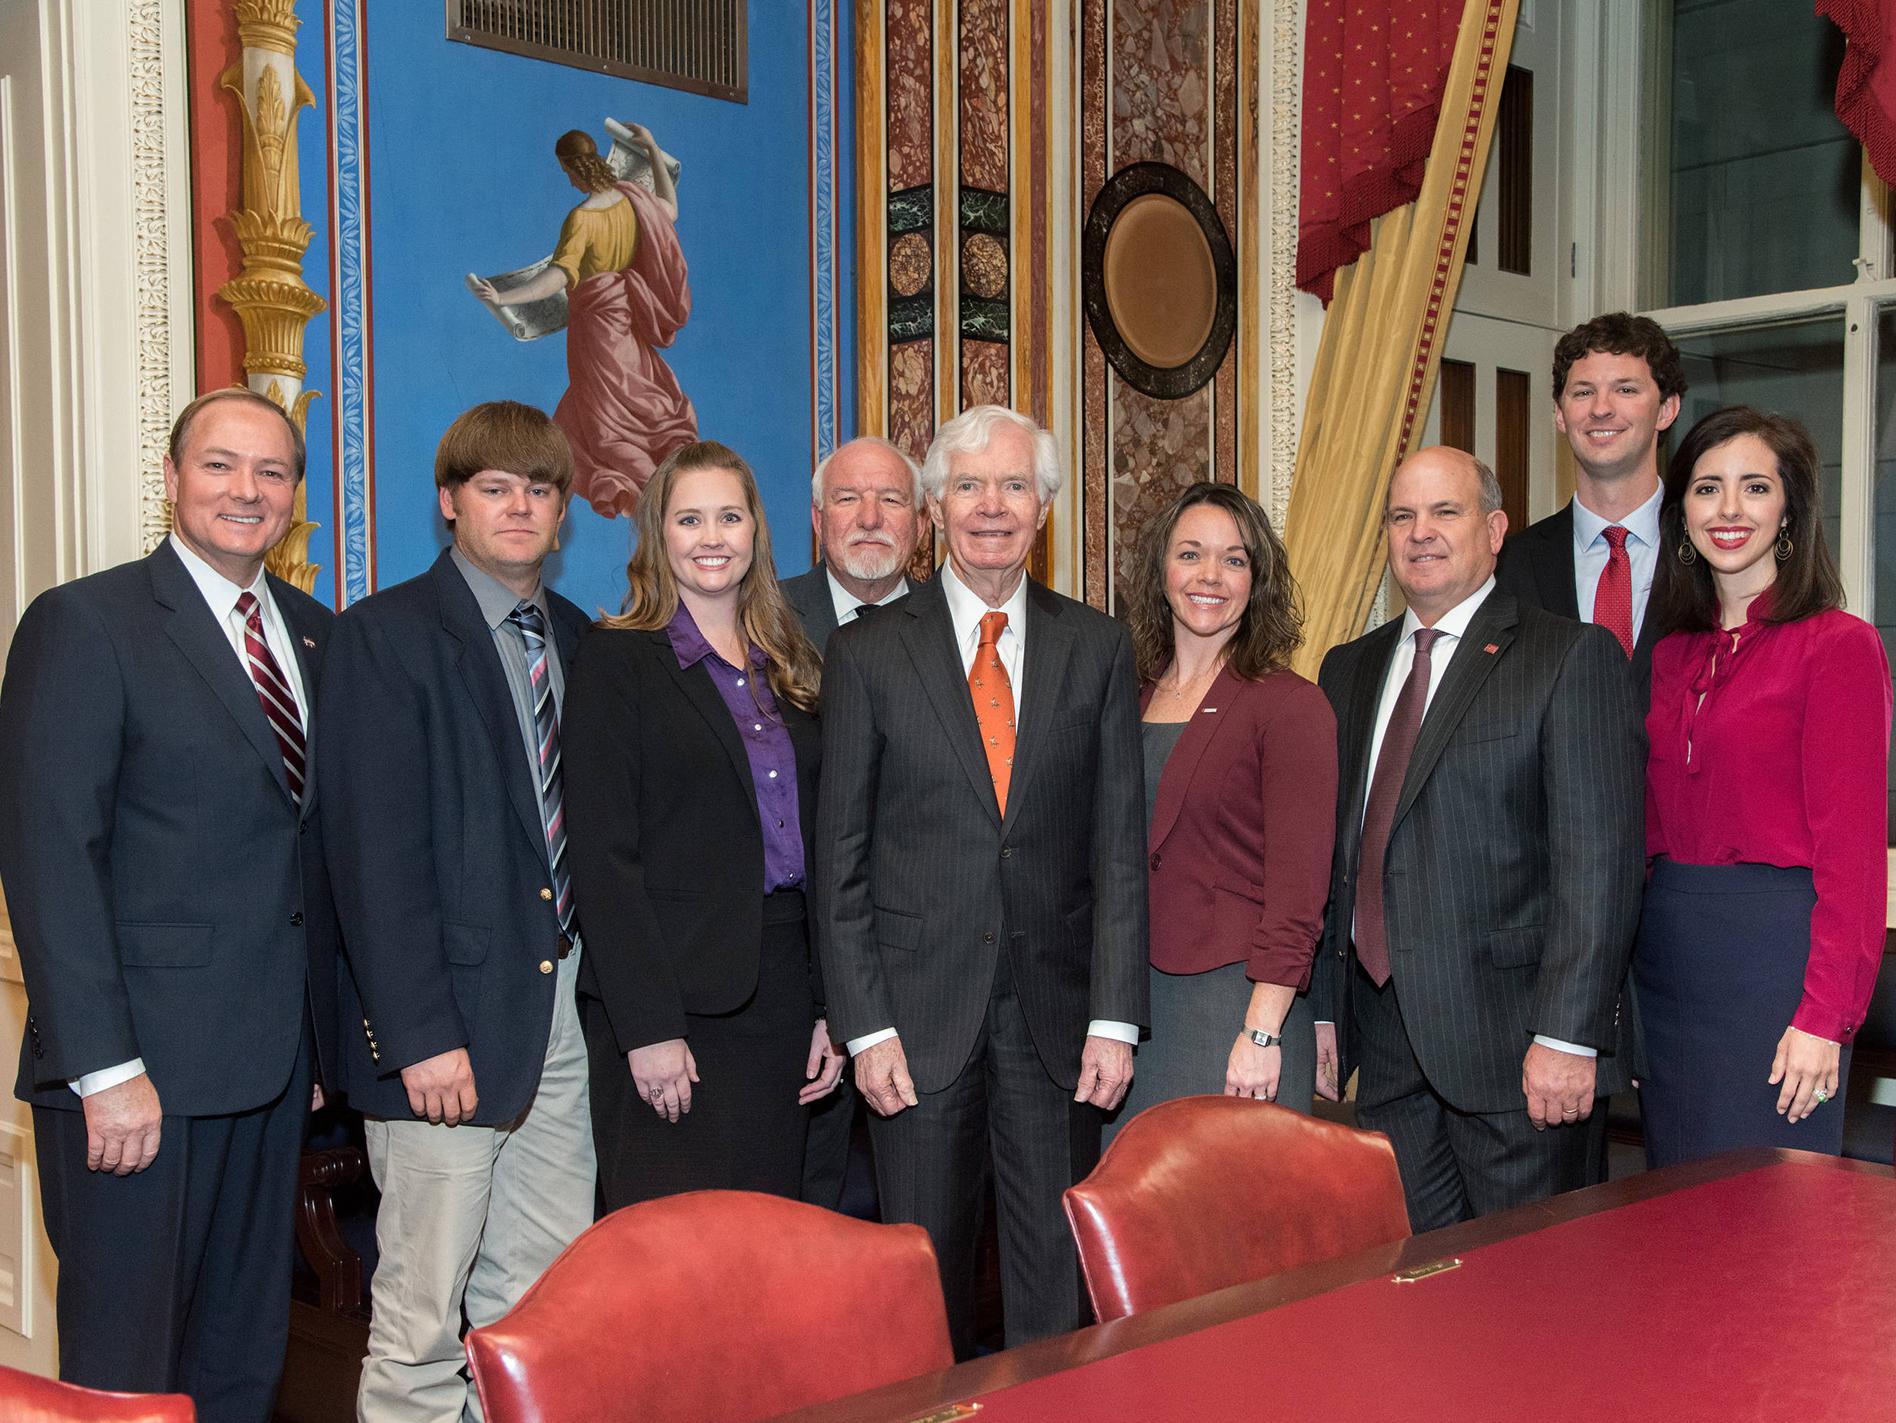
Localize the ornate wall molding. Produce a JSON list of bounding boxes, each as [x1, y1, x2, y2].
[[1266, 0, 1302, 530], [327, 0, 375, 606], [810, 0, 841, 467], [129, 0, 178, 553]]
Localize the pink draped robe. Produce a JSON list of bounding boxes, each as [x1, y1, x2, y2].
[[554, 180, 698, 519]]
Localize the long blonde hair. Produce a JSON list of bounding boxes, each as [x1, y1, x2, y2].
[[601, 441, 822, 713]]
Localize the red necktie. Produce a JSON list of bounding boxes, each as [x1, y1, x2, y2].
[[1594, 525, 1634, 659], [1353, 628, 1442, 986], [237, 591, 307, 804], [969, 611, 1016, 813]]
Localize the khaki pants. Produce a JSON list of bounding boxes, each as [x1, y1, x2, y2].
[[357, 953, 594, 1423]]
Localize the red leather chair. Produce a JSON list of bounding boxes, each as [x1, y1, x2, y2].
[[1065, 1096, 1411, 1320], [465, 1189, 953, 1423], [0, 1364, 193, 1421]]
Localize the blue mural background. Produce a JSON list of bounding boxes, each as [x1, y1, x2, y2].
[[287, 1, 854, 614]]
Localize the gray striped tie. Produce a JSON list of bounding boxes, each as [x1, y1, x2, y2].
[[506, 602, 575, 938]]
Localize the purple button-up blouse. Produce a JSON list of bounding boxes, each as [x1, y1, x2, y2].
[[666, 606, 805, 893]]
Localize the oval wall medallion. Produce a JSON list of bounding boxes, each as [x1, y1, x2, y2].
[[1082, 161, 1236, 400]]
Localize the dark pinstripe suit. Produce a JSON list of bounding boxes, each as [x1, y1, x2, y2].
[[814, 572, 1147, 1355], [1311, 589, 1643, 1229]]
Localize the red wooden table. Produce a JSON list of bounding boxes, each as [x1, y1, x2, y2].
[[775, 1150, 1896, 1422]]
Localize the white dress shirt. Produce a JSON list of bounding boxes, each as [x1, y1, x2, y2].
[[1571, 483, 1662, 642], [1338, 575, 1592, 1059], [846, 562, 1138, 1057], [825, 568, 909, 628], [72, 539, 311, 1099]]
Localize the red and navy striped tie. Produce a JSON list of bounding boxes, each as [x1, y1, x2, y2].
[[507, 603, 575, 939], [236, 591, 306, 805]]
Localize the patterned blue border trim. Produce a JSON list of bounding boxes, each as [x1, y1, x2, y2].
[[812, 0, 838, 463], [328, 0, 373, 605]]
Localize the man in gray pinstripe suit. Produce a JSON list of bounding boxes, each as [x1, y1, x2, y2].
[[815, 406, 1147, 1357], [1311, 446, 1642, 1231]]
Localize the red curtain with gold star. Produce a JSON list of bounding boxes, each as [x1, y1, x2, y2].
[[1297, 0, 1464, 303]]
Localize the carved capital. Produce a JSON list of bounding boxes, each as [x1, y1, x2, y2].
[[232, 0, 300, 55]]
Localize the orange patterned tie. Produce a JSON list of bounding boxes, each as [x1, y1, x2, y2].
[[970, 610, 1016, 813]]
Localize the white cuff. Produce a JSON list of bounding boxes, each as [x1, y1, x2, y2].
[[70, 1058, 147, 1098], [845, 1027, 898, 1057], [1532, 1035, 1596, 1058], [1087, 1020, 1139, 1045]]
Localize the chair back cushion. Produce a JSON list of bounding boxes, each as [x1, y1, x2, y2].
[[0, 1364, 194, 1422], [1065, 1097, 1411, 1320], [467, 1190, 953, 1423]]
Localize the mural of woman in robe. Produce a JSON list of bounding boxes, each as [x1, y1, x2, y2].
[[471, 124, 697, 519]]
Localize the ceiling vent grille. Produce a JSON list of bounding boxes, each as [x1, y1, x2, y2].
[[446, 0, 747, 104]]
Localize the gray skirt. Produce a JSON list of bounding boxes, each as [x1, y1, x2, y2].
[[1103, 959, 1317, 1147]]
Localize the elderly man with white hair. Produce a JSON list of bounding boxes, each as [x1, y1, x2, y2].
[[814, 405, 1148, 1357], [782, 436, 925, 1211], [781, 435, 924, 655]]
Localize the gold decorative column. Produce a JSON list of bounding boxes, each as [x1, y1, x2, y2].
[[218, 0, 326, 592]]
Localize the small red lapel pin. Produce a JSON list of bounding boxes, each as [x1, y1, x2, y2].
[[1483, 642, 1500, 655]]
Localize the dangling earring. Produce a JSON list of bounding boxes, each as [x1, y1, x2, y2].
[[1775, 526, 1793, 562], [1677, 540, 1698, 566]]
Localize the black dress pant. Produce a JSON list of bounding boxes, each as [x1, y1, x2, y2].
[[34, 1032, 311, 1423], [1351, 963, 1602, 1233], [868, 948, 1100, 1360], [798, 1075, 859, 1210], [588, 893, 815, 1209]]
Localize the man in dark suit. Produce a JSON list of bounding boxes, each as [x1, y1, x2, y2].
[[0, 389, 335, 1421], [1495, 312, 1687, 693], [1312, 446, 1642, 1232], [782, 436, 921, 1211], [318, 402, 594, 1423], [816, 406, 1147, 1358]]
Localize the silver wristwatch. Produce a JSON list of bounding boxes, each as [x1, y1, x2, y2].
[[1246, 1027, 1280, 1048]]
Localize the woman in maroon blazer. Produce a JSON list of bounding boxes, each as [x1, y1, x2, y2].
[[1105, 483, 1338, 1141]]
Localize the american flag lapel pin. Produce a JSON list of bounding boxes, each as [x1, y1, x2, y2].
[[1483, 642, 1500, 655]]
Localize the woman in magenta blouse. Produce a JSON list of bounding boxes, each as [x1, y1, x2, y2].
[[1637, 405, 1891, 1165], [1104, 483, 1337, 1143]]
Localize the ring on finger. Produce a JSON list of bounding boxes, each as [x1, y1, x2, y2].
[[1813, 1087, 1830, 1106]]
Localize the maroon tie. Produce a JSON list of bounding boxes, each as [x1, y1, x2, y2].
[[1594, 525, 1634, 659], [1353, 628, 1442, 986], [236, 591, 307, 804]]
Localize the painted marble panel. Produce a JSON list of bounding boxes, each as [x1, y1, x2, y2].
[[962, 338, 1010, 408], [1110, 0, 1212, 188], [890, 339, 935, 464], [1110, 377, 1212, 598], [888, 0, 933, 191], [960, 0, 1008, 191]]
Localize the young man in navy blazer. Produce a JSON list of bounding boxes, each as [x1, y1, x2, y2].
[[0, 389, 336, 1422], [319, 402, 594, 1423]]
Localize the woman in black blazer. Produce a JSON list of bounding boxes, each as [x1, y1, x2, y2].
[[564, 440, 843, 1208]]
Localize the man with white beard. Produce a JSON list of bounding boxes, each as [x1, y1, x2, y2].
[[783, 437, 923, 656], [781, 435, 924, 1209]]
